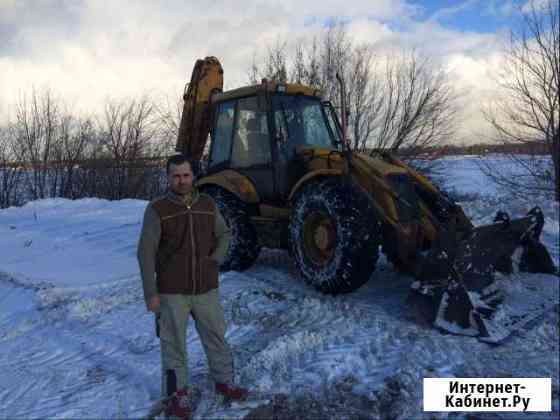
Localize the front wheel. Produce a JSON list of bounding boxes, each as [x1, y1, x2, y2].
[[289, 178, 381, 294]]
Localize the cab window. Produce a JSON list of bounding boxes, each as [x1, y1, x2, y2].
[[230, 97, 271, 167], [272, 95, 337, 160], [210, 101, 235, 166]]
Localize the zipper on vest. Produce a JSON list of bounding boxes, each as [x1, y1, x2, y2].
[[188, 205, 196, 295]]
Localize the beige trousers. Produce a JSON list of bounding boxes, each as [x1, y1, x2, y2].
[[158, 289, 233, 397]]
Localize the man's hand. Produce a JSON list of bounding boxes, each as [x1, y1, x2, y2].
[[148, 295, 161, 312]]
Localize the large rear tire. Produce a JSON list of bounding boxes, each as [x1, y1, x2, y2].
[[289, 178, 381, 294], [201, 186, 261, 271]]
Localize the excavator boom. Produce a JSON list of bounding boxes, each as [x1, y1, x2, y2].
[[176, 56, 223, 160]]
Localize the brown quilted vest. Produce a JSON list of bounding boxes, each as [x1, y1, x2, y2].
[[152, 193, 219, 295]]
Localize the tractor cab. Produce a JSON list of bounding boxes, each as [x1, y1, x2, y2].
[[207, 83, 341, 203]]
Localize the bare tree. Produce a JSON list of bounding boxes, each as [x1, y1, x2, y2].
[[10, 89, 103, 201], [96, 96, 160, 199], [250, 27, 380, 152], [347, 45, 384, 152], [153, 93, 184, 156], [249, 26, 458, 158], [72, 123, 106, 199], [52, 114, 94, 199], [483, 0, 559, 201], [266, 39, 289, 83], [3, 89, 170, 204], [11, 88, 61, 200], [372, 51, 457, 153], [250, 39, 289, 84], [0, 124, 23, 208]]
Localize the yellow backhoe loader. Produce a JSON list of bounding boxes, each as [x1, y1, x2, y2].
[[175, 57, 557, 343]]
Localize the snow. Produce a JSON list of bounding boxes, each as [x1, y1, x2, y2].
[[0, 156, 558, 419]]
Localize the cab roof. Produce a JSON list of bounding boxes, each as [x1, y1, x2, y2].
[[212, 81, 323, 103]]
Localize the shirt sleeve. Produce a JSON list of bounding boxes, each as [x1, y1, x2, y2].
[[210, 205, 232, 266], [137, 203, 161, 309]]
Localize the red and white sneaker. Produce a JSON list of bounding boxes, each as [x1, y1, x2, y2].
[[215, 382, 249, 401], [164, 388, 191, 419]]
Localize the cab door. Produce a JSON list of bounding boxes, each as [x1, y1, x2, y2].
[[209, 96, 276, 202]]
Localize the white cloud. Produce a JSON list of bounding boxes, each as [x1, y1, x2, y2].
[[0, 1, 416, 112], [445, 51, 507, 142], [0, 0, 512, 144], [0, 0, 17, 24]]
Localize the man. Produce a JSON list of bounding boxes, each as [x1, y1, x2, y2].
[[137, 154, 248, 419]]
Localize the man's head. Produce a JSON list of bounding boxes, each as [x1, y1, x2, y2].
[[166, 154, 195, 195]]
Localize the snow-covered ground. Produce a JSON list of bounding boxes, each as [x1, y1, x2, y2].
[[0, 156, 558, 419]]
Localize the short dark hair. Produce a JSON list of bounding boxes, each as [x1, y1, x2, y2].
[[166, 154, 194, 174]]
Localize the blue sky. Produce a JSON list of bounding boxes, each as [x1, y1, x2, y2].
[[313, 1, 526, 44], [415, 0, 521, 33]]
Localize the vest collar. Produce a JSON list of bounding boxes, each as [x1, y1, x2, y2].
[[166, 188, 201, 207]]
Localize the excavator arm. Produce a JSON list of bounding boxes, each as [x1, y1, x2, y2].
[[176, 56, 224, 160]]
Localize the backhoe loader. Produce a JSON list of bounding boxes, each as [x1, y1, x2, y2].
[[175, 56, 557, 343]]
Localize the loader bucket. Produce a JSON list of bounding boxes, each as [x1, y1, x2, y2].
[[452, 207, 555, 277], [411, 206, 557, 343]]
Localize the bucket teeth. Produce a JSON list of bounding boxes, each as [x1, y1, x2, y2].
[[413, 204, 557, 342], [431, 285, 500, 338]]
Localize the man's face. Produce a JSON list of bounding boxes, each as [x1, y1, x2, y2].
[[168, 162, 194, 195]]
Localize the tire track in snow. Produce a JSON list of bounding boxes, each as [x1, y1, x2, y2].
[[212, 250, 558, 419], [199, 255, 440, 417], [0, 271, 159, 418], [1, 317, 158, 418], [217, 259, 463, 403]]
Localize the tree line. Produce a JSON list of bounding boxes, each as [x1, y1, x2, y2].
[[0, 91, 177, 208]]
